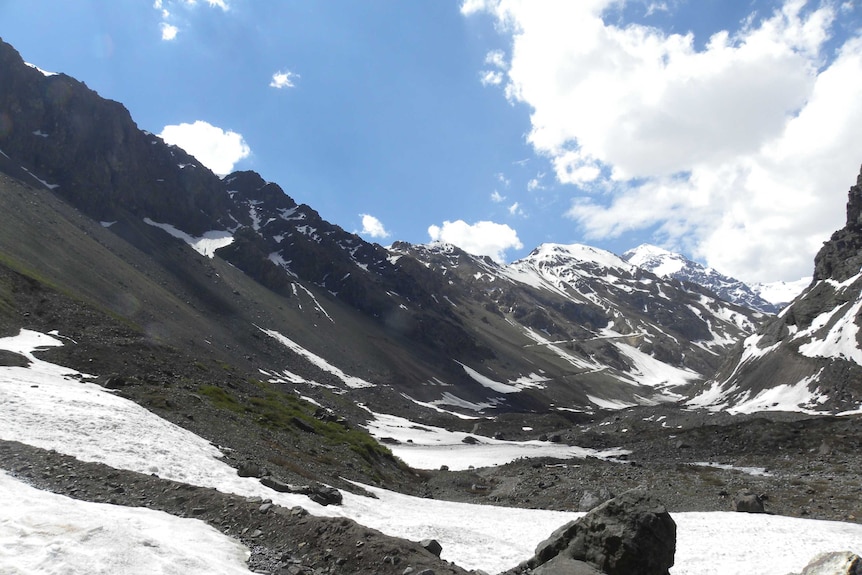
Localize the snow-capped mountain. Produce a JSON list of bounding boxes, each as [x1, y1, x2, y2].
[[390, 241, 760, 410], [752, 277, 812, 307], [2, 35, 857, 416], [623, 244, 782, 314], [688, 165, 862, 414]]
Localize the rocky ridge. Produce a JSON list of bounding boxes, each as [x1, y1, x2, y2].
[[690, 165, 862, 414], [623, 243, 781, 314]]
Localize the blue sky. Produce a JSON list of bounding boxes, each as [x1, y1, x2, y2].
[[1, 1, 861, 283]]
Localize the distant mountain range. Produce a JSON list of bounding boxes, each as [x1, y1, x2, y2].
[[0, 36, 859, 416], [623, 244, 809, 314]]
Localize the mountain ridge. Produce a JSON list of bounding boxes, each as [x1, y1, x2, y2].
[[623, 243, 785, 314]]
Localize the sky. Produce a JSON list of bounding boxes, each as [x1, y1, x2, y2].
[[1, 1, 861, 283]]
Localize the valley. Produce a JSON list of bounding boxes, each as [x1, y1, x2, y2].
[[1, 33, 862, 575]]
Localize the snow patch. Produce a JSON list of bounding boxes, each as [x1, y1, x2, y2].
[[0, 472, 252, 575], [258, 327, 372, 388], [143, 218, 233, 258]]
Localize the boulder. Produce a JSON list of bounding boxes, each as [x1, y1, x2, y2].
[[733, 489, 765, 513], [259, 478, 342, 506], [237, 462, 267, 478], [520, 487, 675, 575], [790, 551, 862, 575], [421, 539, 443, 557], [578, 488, 615, 512]]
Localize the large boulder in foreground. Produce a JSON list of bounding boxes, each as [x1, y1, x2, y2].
[[511, 487, 676, 575], [790, 551, 862, 575]]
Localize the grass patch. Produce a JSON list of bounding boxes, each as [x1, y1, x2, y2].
[[198, 384, 244, 413], [199, 383, 393, 465]]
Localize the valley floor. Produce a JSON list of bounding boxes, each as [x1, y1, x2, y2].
[[2, 328, 862, 574]]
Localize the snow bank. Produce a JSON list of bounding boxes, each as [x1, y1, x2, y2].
[[0, 472, 252, 575], [363, 409, 629, 470], [143, 218, 234, 258]]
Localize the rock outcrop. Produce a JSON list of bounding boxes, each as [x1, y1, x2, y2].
[[509, 488, 676, 575], [790, 551, 862, 575], [688, 163, 862, 414]]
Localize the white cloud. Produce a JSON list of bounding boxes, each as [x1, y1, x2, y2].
[[485, 49, 507, 68], [160, 22, 179, 41], [463, 0, 862, 282], [360, 214, 391, 239], [508, 202, 524, 216], [427, 220, 523, 263], [527, 177, 543, 192], [155, 0, 229, 40], [159, 121, 251, 176], [491, 190, 505, 203], [270, 70, 299, 89], [480, 70, 504, 86]]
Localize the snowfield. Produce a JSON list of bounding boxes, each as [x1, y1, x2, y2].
[[0, 472, 252, 575], [1, 329, 861, 574]]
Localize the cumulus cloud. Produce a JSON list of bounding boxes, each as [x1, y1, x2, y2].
[[360, 214, 391, 239], [155, 0, 229, 41], [159, 120, 251, 176], [160, 23, 179, 41], [270, 70, 299, 89], [463, 0, 862, 282], [490, 190, 505, 203], [427, 220, 523, 263]]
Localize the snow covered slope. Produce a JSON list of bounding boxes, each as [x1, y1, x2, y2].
[[689, 165, 862, 414], [623, 244, 784, 314], [390, 241, 761, 411], [2, 329, 860, 575]]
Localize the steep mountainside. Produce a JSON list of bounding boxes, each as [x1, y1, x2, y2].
[[390, 241, 760, 410], [688, 165, 862, 414], [623, 244, 782, 314], [0, 37, 767, 418]]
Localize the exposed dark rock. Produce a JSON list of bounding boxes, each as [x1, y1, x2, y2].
[[733, 489, 765, 514], [421, 539, 443, 557], [513, 487, 675, 575]]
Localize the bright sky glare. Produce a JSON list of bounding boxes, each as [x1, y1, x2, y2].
[[0, 1, 860, 282]]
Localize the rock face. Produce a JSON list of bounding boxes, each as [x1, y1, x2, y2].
[[688, 164, 862, 414], [512, 488, 676, 575]]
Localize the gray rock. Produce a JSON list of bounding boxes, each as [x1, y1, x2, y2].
[[526, 487, 675, 575], [421, 539, 443, 557], [790, 551, 862, 575], [733, 489, 765, 513], [238, 462, 266, 478]]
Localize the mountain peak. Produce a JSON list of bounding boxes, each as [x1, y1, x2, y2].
[[845, 163, 862, 230], [622, 244, 779, 314], [523, 242, 635, 273]]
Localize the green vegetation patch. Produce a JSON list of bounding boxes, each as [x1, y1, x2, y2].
[[198, 384, 244, 413], [198, 383, 392, 464]]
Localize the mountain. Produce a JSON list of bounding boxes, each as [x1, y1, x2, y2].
[[3, 35, 862, 574], [752, 277, 813, 307], [0, 37, 765, 420], [622, 244, 783, 314], [688, 164, 862, 414]]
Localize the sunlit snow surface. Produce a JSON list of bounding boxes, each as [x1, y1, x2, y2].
[[2, 329, 861, 574], [143, 217, 234, 257], [0, 472, 252, 575], [362, 410, 628, 470]]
